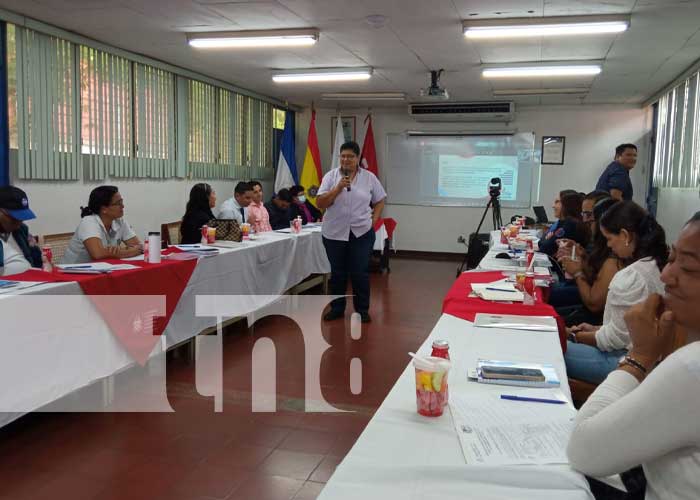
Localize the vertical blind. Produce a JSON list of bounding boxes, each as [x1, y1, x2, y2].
[[134, 63, 175, 178], [10, 25, 276, 181], [653, 71, 700, 189], [15, 28, 79, 180], [80, 46, 131, 180]]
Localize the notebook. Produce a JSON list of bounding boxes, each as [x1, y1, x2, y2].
[[471, 281, 524, 302], [474, 359, 561, 388], [474, 313, 558, 332]]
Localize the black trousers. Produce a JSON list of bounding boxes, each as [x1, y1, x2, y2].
[[323, 229, 376, 314]]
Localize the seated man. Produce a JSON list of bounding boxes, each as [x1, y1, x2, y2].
[[217, 181, 253, 223], [265, 189, 293, 230], [0, 186, 42, 276], [247, 180, 272, 233]]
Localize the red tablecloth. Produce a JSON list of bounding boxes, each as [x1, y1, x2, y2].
[[373, 217, 397, 239], [441, 271, 566, 352], [7, 252, 197, 365]]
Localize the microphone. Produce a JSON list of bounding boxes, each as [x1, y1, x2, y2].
[[342, 168, 351, 192]]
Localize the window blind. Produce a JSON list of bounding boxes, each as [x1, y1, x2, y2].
[[15, 27, 79, 180], [134, 63, 175, 178], [80, 46, 132, 180], [653, 71, 700, 189]]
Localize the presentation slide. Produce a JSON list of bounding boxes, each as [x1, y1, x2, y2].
[[437, 154, 519, 200]]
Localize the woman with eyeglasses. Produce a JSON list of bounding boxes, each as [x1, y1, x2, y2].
[[568, 212, 700, 500], [63, 186, 142, 264], [564, 201, 668, 384], [316, 141, 387, 324], [181, 183, 216, 244]]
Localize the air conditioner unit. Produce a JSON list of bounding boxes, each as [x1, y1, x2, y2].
[[408, 101, 515, 122]]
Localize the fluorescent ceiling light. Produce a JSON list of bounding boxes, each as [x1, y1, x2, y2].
[[273, 67, 373, 83], [483, 65, 602, 78], [463, 15, 629, 39], [322, 92, 406, 101], [188, 29, 318, 48], [493, 88, 589, 96]]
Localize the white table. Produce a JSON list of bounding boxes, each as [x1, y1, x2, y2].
[[318, 314, 593, 500], [0, 231, 330, 427]]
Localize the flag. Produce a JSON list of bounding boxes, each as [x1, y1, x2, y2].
[[274, 111, 298, 193], [299, 110, 323, 208], [330, 113, 345, 172], [360, 114, 379, 176]]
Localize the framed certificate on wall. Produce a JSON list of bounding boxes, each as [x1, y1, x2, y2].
[[541, 136, 565, 165]]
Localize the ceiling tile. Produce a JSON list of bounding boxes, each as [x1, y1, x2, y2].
[[205, 2, 309, 28]]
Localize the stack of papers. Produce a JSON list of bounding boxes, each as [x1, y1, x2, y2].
[[56, 262, 141, 274], [451, 392, 576, 465], [471, 279, 524, 302], [474, 313, 558, 332], [0, 280, 47, 294], [173, 245, 220, 257]]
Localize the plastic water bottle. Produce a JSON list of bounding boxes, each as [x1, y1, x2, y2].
[[143, 237, 149, 262]]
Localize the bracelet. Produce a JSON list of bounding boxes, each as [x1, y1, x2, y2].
[[573, 271, 585, 279], [620, 355, 648, 375]]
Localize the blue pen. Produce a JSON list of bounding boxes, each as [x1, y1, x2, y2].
[[501, 395, 566, 405], [62, 265, 93, 269], [485, 287, 518, 293]]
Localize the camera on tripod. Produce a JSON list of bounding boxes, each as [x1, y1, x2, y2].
[[488, 177, 502, 199]]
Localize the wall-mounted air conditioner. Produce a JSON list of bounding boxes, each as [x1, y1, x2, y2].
[[408, 101, 515, 122]]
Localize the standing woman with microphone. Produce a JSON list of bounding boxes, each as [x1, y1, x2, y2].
[[316, 141, 387, 323]]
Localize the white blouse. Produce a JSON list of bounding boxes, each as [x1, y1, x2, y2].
[[595, 258, 665, 352], [568, 341, 700, 500]]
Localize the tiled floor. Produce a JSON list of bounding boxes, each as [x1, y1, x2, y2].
[[0, 258, 458, 500]]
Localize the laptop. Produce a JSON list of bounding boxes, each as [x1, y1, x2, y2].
[[533, 206, 550, 224]]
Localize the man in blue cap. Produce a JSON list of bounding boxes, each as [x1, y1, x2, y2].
[[0, 186, 42, 276]]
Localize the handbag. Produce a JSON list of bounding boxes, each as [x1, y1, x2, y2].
[[207, 219, 242, 242]]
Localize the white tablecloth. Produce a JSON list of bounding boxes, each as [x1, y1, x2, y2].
[[0, 231, 330, 427], [318, 314, 593, 500]]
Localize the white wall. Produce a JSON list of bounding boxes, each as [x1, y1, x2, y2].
[[656, 188, 700, 243], [10, 175, 273, 240], [296, 105, 651, 253]]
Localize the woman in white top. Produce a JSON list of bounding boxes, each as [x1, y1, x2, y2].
[[62, 186, 142, 264], [564, 202, 668, 384], [568, 212, 700, 500]]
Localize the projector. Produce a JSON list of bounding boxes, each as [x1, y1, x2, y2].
[[419, 69, 450, 100]]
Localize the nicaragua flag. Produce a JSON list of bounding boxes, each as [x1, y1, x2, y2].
[[274, 111, 298, 193]]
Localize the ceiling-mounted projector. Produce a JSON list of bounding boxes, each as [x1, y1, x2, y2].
[[419, 69, 449, 100]]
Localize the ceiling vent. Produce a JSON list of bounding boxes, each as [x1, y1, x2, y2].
[[408, 101, 515, 122]]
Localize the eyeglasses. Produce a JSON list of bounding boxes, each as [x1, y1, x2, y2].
[[110, 200, 125, 207], [581, 211, 594, 218], [340, 154, 356, 160]]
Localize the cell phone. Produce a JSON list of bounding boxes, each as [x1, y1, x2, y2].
[[481, 365, 545, 382]]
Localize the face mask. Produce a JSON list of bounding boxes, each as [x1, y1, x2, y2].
[[297, 195, 306, 203]]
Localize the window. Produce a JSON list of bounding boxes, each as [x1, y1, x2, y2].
[[274, 108, 285, 130], [653, 71, 700, 189], [134, 63, 175, 177], [80, 46, 132, 179], [6, 24, 17, 149], [15, 27, 78, 180], [188, 80, 217, 165]]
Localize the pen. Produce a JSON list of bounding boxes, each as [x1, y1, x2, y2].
[[62, 265, 93, 269], [500, 395, 566, 405], [485, 287, 518, 293]]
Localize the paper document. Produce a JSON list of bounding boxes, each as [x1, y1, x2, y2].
[[450, 393, 576, 466], [474, 313, 558, 332], [56, 262, 141, 274], [471, 280, 524, 302], [0, 280, 48, 294]]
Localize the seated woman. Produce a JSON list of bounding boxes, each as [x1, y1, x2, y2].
[[63, 186, 142, 264], [180, 183, 216, 244], [552, 198, 621, 324], [568, 212, 700, 500], [564, 201, 668, 384], [289, 185, 322, 225], [538, 190, 588, 257]]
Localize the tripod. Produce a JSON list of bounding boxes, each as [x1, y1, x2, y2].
[[456, 194, 503, 276]]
